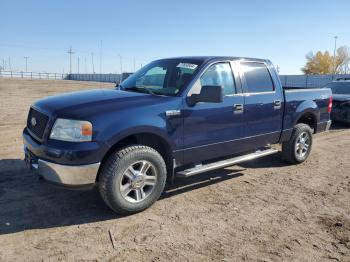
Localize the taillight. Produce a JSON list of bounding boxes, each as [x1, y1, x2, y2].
[[328, 96, 333, 113]]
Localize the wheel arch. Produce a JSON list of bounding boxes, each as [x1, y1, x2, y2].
[[293, 101, 320, 133], [96, 131, 174, 182], [295, 111, 318, 133]]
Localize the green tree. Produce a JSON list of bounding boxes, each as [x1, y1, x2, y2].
[[301, 46, 350, 74]]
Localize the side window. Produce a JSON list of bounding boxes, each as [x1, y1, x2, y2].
[[241, 62, 274, 93], [200, 63, 236, 95], [188, 63, 236, 96]]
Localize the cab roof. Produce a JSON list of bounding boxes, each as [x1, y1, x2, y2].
[[160, 56, 271, 63]]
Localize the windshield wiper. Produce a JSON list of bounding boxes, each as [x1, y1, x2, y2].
[[124, 86, 156, 95]]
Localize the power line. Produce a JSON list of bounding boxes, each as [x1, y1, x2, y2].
[[0, 43, 91, 54]]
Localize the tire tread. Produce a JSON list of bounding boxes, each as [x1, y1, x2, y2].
[[98, 145, 166, 215], [282, 123, 312, 164]]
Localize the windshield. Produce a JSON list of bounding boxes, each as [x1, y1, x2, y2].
[[120, 59, 203, 96], [326, 82, 350, 94]]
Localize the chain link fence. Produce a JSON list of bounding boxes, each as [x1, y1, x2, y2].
[[2, 69, 350, 88], [68, 73, 122, 83], [0, 70, 68, 80], [279, 74, 350, 88]]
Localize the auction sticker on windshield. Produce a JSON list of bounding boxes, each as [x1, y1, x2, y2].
[[176, 63, 198, 70]]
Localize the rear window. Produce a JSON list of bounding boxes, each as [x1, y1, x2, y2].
[[241, 62, 274, 93]]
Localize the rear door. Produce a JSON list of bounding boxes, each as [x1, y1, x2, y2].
[[238, 61, 283, 147], [182, 61, 246, 164]]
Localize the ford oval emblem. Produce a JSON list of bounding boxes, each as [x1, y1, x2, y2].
[[31, 117, 37, 126]]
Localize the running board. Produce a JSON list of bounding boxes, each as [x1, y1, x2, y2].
[[176, 148, 278, 178]]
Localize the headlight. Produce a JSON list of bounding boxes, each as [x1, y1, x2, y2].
[[50, 118, 92, 142]]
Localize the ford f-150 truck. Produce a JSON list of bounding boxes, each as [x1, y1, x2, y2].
[[23, 56, 332, 214]]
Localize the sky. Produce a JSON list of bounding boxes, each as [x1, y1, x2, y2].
[[1, 0, 349, 74]]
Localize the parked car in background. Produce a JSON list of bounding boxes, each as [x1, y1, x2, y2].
[[324, 80, 350, 124], [115, 72, 134, 87], [23, 56, 332, 214]]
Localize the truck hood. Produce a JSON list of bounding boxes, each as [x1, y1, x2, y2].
[[332, 94, 350, 102], [33, 89, 173, 118]]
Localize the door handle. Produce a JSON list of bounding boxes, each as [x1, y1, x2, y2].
[[233, 104, 244, 114], [273, 100, 282, 109]]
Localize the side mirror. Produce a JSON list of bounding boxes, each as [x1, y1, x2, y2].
[[188, 85, 224, 105]]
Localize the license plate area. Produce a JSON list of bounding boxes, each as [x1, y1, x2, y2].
[[24, 147, 38, 169]]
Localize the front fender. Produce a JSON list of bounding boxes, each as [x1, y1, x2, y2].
[[105, 125, 176, 150]]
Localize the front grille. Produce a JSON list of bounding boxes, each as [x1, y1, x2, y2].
[[27, 108, 49, 139]]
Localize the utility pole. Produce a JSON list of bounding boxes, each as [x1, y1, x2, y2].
[[67, 47, 74, 74], [133, 57, 136, 72], [333, 36, 338, 74], [8, 57, 12, 71], [99, 40, 102, 75], [84, 57, 87, 73], [24, 56, 29, 72], [333, 36, 338, 58], [119, 55, 123, 74], [77, 56, 80, 74], [91, 52, 95, 73]]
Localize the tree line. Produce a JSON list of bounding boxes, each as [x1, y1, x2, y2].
[[301, 46, 350, 75]]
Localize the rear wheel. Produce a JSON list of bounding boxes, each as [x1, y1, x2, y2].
[[98, 145, 167, 215], [282, 123, 313, 164]]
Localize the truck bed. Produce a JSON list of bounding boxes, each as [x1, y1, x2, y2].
[[282, 88, 332, 136]]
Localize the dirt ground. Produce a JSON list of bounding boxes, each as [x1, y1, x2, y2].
[[0, 78, 349, 262]]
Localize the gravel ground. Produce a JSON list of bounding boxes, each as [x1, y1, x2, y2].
[[0, 78, 349, 262]]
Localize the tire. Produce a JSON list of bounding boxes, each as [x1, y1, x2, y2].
[[282, 123, 313, 164], [98, 145, 167, 215]]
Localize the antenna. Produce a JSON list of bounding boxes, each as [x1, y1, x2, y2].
[[67, 47, 74, 74]]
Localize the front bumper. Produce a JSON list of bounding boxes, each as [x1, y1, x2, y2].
[[23, 128, 101, 186], [25, 145, 100, 185]]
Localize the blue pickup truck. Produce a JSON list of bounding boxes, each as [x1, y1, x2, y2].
[[23, 56, 332, 214]]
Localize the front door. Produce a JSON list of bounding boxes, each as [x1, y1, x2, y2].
[[182, 61, 246, 164]]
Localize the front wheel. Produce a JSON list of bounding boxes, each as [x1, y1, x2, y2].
[[98, 145, 167, 215], [282, 123, 313, 164]]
